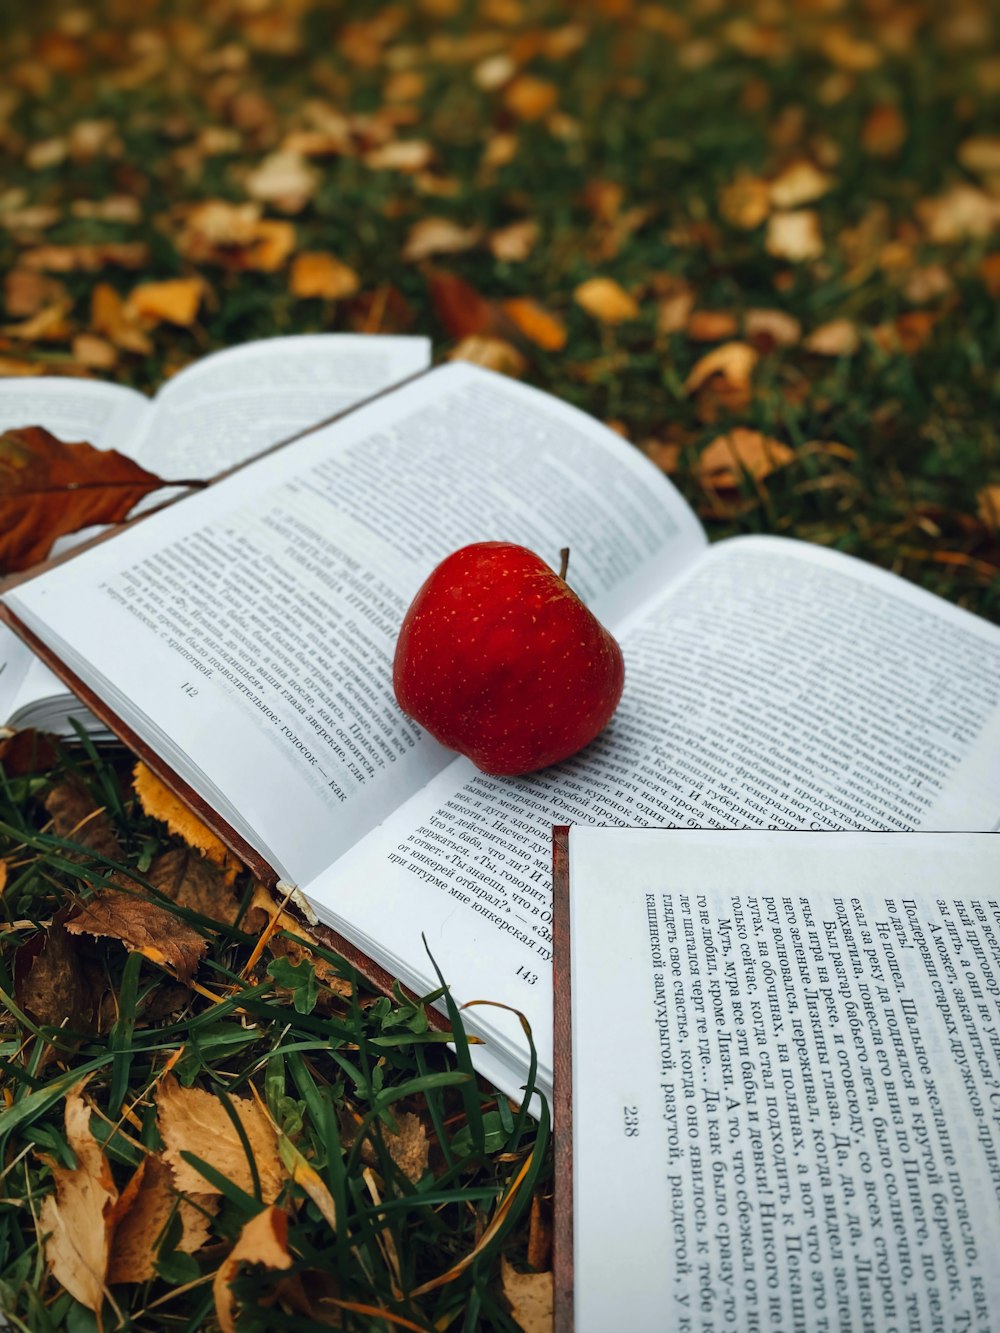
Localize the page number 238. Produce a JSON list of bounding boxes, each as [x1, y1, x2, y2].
[[623, 1106, 639, 1138]]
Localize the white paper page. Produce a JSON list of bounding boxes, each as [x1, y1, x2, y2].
[[0, 376, 148, 447], [567, 827, 1000, 1333], [130, 334, 432, 477], [310, 536, 1000, 1092], [0, 624, 33, 723], [5, 363, 702, 882]]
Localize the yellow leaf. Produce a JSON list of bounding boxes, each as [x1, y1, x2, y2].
[[128, 278, 203, 327], [573, 276, 639, 324], [958, 136, 1000, 176], [820, 25, 882, 71], [501, 1257, 553, 1333], [684, 341, 757, 394], [448, 336, 526, 378], [765, 209, 824, 261], [133, 762, 237, 872], [289, 252, 360, 300], [365, 139, 434, 172], [804, 318, 860, 357], [213, 1206, 293, 1333], [501, 297, 567, 351], [39, 1082, 117, 1313], [719, 175, 771, 230], [743, 308, 801, 349], [503, 75, 558, 121], [488, 219, 539, 262], [976, 485, 1000, 529], [917, 185, 1000, 244], [768, 160, 836, 209], [244, 151, 318, 213], [402, 217, 482, 262], [108, 1155, 215, 1284], [696, 428, 795, 489]]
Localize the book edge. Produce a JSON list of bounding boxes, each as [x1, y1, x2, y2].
[[552, 824, 574, 1333]]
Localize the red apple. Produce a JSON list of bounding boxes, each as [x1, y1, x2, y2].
[[393, 542, 625, 776]]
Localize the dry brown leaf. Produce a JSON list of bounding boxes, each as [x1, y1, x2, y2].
[[820, 25, 882, 71], [768, 160, 836, 209], [14, 915, 91, 1031], [980, 253, 1000, 297], [72, 334, 117, 370], [527, 1192, 552, 1272], [244, 220, 297, 272], [488, 219, 539, 262], [127, 278, 203, 328], [874, 311, 938, 356], [685, 309, 738, 342], [804, 318, 860, 357], [426, 269, 497, 339], [959, 136, 1000, 177], [175, 203, 295, 272], [402, 217, 482, 262], [501, 297, 567, 351], [641, 438, 682, 474], [20, 242, 149, 272], [144, 846, 241, 924], [66, 890, 207, 983], [917, 185, 1000, 244], [157, 1074, 287, 1201], [5, 270, 69, 318], [359, 1110, 430, 1184], [684, 341, 757, 395], [289, 252, 360, 301], [365, 139, 434, 172], [744, 308, 801, 349], [977, 485, 1000, 529], [696, 428, 795, 489], [861, 103, 907, 157], [44, 777, 122, 862], [501, 1257, 553, 1333], [214, 1206, 293, 1333], [0, 357, 45, 377], [1, 302, 74, 343], [573, 277, 639, 324], [765, 210, 823, 261], [503, 74, 558, 120], [656, 288, 696, 335], [133, 762, 238, 871], [449, 336, 526, 377], [39, 1083, 118, 1313], [244, 151, 318, 213], [108, 1154, 215, 1284], [0, 728, 58, 776], [719, 176, 772, 230], [902, 264, 953, 304]]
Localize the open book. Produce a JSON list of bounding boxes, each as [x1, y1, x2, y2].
[[0, 334, 430, 735], [553, 827, 1000, 1331], [3, 363, 999, 1105]]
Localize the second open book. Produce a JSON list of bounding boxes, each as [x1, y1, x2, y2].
[[3, 362, 1000, 1105]]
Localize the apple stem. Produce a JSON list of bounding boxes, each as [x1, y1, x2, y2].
[[559, 547, 570, 582]]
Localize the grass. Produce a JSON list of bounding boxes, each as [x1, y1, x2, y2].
[[1, 0, 999, 1326]]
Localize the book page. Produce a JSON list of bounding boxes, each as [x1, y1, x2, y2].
[[0, 376, 148, 447], [130, 334, 431, 477], [5, 363, 702, 883], [310, 537, 1000, 1092], [566, 827, 1000, 1333]]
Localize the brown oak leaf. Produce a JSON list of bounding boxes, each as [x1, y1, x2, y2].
[[0, 426, 173, 574], [66, 890, 206, 983]]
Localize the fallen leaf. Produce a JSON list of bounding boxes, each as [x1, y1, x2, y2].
[[977, 485, 1000, 529], [902, 264, 953, 304], [108, 1155, 215, 1284], [684, 341, 757, 395], [133, 764, 235, 870], [449, 336, 526, 377], [402, 217, 482, 262], [804, 318, 860, 356], [0, 427, 171, 575], [72, 334, 117, 370], [364, 139, 434, 172], [90, 284, 153, 355], [20, 242, 149, 272], [488, 219, 539, 262], [768, 160, 836, 209], [244, 151, 318, 213], [127, 278, 203, 327], [641, 438, 682, 474], [474, 52, 517, 90], [527, 1192, 551, 1272], [289, 252, 360, 301], [980, 253, 1000, 297], [501, 1257, 553, 1333], [14, 915, 91, 1031], [581, 178, 624, 223], [0, 357, 45, 377], [175, 202, 296, 272], [144, 846, 241, 924], [744, 308, 801, 349], [0, 726, 58, 776], [503, 74, 558, 120], [501, 297, 567, 351], [1, 302, 74, 343], [481, 131, 519, 171], [696, 428, 796, 488], [39, 1083, 118, 1313], [4, 270, 69, 318], [917, 185, 1000, 243], [873, 310, 937, 356], [214, 1206, 293, 1333], [765, 210, 823, 261], [66, 890, 207, 983], [573, 276, 639, 324], [959, 136, 1000, 176], [243, 220, 297, 272], [820, 25, 882, 71], [656, 287, 696, 335], [358, 1111, 429, 1184], [861, 103, 907, 157], [70, 195, 142, 224], [719, 175, 771, 230], [685, 310, 738, 342], [157, 1074, 287, 1201], [44, 777, 122, 862], [250, 885, 352, 1001]]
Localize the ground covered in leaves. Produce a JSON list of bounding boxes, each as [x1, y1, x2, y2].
[[2, 0, 1000, 1328]]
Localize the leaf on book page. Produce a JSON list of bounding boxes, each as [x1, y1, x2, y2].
[[213, 1206, 293, 1333], [65, 890, 207, 983], [573, 276, 639, 324], [38, 1081, 118, 1313], [500, 1257, 553, 1333], [108, 1154, 215, 1284], [501, 297, 568, 352], [133, 761, 240, 880], [14, 913, 93, 1032], [44, 776, 123, 863], [0, 426, 173, 574], [696, 429, 796, 490], [156, 1073, 287, 1201]]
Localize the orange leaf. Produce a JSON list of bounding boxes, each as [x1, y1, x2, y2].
[[427, 269, 496, 339], [402, 217, 482, 262], [573, 277, 639, 324], [133, 762, 238, 872], [696, 428, 796, 489], [66, 889, 207, 983], [448, 336, 526, 378], [501, 297, 567, 351], [0, 426, 171, 574], [977, 485, 1000, 530], [214, 1206, 293, 1333], [685, 309, 738, 342], [289, 252, 360, 300], [108, 1155, 215, 1284], [684, 341, 758, 395], [503, 74, 558, 120], [128, 278, 203, 327]]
